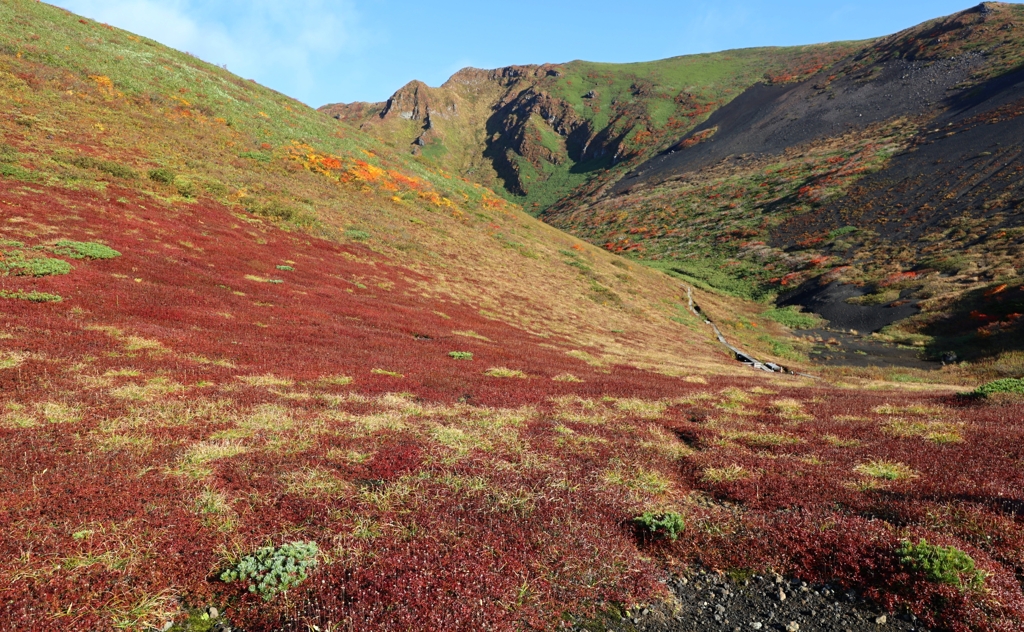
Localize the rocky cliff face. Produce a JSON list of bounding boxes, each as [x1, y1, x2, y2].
[[320, 46, 860, 210]]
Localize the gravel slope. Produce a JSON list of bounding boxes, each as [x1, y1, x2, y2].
[[573, 570, 930, 632]]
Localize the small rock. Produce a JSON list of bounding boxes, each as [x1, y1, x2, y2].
[[716, 604, 726, 614], [161, 623, 173, 632], [777, 588, 787, 602], [786, 623, 800, 632], [876, 615, 888, 625], [774, 574, 784, 584], [208, 607, 219, 619], [751, 624, 763, 631]]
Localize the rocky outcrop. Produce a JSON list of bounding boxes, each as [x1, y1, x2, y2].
[[319, 60, 666, 199]]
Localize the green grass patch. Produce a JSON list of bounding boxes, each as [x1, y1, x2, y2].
[[827, 225, 858, 239], [648, 259, 775, 302], [448, 351, 474, 360], [344, 229, 371, 241], [762, 305, 822, 329]]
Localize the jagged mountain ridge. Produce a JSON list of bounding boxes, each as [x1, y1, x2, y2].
[[320, 45, 864, 211]]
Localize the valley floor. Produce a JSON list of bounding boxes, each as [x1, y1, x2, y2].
[[0, 179, 1022, 632]]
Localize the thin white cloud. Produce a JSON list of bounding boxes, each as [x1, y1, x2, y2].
[[51, 0, 364, 104]]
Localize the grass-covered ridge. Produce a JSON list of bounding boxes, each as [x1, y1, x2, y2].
[[0, 0, 496, 224]]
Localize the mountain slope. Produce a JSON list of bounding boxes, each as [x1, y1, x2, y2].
[[543, 2, 1024, 366], [320, 44, 863, 211]]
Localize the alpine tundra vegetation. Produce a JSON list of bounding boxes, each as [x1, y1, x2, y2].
[[0, 2, 1023, 631]]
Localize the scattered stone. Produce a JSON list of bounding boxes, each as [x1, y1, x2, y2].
[[751, 623, 763, 630], [876, 615, 888, 625], [208, 606, 219, 619], [786, 623, 800, 632], [778, 588, 787, 602]]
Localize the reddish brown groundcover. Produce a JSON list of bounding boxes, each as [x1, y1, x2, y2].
[[1, 180, 1023, 631]]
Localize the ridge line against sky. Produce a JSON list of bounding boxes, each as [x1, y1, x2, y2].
[[51, 0, 986, 107]]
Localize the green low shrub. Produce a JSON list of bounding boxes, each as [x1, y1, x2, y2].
[[1, 255, 71, 277], [148, 167, 176, 184], [220, 541, 318, 600], [898, 539, 985, 590], [448, 351, 474, 360], [242, 198, 297, 221], [973, 378, 1024, 397], [0, 289, 62, 302], [50, 240, 121, 260], [634, 511, 685, 540], [57, 154, 137, 179]]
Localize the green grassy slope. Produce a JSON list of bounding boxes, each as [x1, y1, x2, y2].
[[1, 0, 765, 373]]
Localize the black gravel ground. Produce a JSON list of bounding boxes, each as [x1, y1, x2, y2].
[[572, 569, 929, 632]]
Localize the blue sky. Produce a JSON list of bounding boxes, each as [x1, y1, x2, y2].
[[52, 0, 978, 107]]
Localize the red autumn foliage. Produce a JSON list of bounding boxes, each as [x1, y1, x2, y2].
[[0, 179, 1023, 631]]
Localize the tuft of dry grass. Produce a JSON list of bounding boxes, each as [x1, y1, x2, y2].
[[824, 434, 862, 448], [178, 441, 248, 479], [701, 465, 749, 483], [109, 378, 183, 401], [565, 349, 603, 366], [770, 398, 812, 422], [484, 367, 529, 379], [313, 374, 354, 387], [603, 464, 674, 497], [614, 398, 667, 419], [453, 330, 491, 341], [282, 467, 353, 498], [39, 401, 82, 424], [854, 460, 918, 481], [884, 419, 963, 444], [236, 373, 295, 388], [723, 430, 803, 448]]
